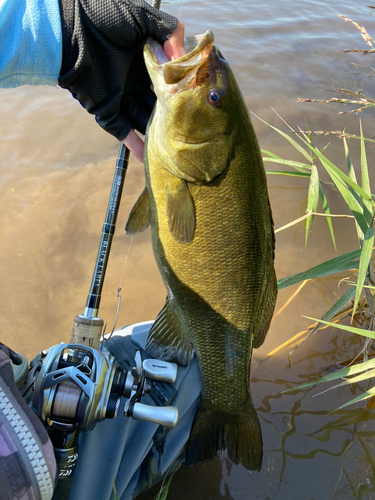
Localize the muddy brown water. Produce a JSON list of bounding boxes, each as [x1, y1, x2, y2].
[[1, 1, 375, 498]]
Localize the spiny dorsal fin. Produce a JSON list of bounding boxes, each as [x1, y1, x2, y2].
[[146, 298, 195, 367], [166, 180, 195, 244], [125, 187, 151, 234]]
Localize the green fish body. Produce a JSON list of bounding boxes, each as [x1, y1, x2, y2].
[[126, 31, 277, 470]]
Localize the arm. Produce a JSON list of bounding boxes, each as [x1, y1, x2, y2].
[[0, 0, 62, 88], [0, 0, 185, 162]]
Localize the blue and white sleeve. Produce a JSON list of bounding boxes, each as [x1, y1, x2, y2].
[[0, 0, 62, 88]]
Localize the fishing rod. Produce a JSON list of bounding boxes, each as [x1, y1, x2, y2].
[[70, 144, 129, 348], [70, 0, 161, 349]]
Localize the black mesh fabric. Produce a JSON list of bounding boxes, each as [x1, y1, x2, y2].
[[58, 0, 177, 140]]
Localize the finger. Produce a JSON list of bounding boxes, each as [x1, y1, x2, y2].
[[122, 130, 144, 163], [164, 20, 186, 60]]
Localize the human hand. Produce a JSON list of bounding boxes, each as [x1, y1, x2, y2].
[[58, 0, 178, 148]]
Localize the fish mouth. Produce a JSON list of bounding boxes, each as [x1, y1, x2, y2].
[[144, 31, 215, 87]]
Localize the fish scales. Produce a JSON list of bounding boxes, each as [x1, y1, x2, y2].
[[125, 31, 277, 471]]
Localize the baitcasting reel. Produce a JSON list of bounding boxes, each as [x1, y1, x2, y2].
[[32, 343, 179, 433]]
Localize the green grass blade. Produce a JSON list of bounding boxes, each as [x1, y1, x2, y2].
[[302, 138, 374, 204], [262, 156, 312, 173], [261, 150, 281, 159], [303, 316, 375, 340], [298, 287, 356, 344], [344, 138, 364, 244], [359, 120, 371, 196], [156, 472, 176, 500], [352, 226, 374, 317], [305, 165, 319, 244], [332, 385, 375, 412], [277, 248, 361, 290], [253, 114, 313, 162], [265, 170, 311, 178], [360, 120, 373, 228], [304, 118, 312, 145], [319, 184, 336, 249], [259, 116, 374, 207], [344, 138, 358, 185], [321, 368, 375, 393], [262, 150, 283, 159], [324, 166, 368, 235], [282, 358, 375, 392], [322, 286, 356, 322], [112, 478, 118, 500], [277, 264, 358, 290]]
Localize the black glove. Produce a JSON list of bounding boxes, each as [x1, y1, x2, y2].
[[58, 0, 177, 140], [105, 333, 141, 369]]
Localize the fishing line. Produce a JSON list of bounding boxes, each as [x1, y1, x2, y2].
[[118, 234, 134, 288], [178, 0, 184, 21], [107, 235, 134, 339]]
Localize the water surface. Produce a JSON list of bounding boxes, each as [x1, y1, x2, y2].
[[1, 0, 375, 498]]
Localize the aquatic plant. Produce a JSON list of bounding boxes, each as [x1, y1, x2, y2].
[[297, 14, 375, 115], [260, 113, 375, 409], [259, 12, 375, 411], [155, 471, 176, 500]]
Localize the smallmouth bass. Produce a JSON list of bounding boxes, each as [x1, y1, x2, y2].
[[125, 31, 277, 470]]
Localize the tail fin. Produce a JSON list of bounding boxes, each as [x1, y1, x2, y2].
[[185, 402, 263, 471]]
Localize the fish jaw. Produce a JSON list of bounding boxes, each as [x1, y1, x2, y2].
[[144, 31, 235, 185]]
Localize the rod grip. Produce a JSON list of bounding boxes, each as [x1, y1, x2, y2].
[[70, 315, 104, 348]]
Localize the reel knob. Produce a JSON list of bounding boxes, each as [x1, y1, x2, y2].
[[131, 402, 178, 429], [142, 359, 178, 384]]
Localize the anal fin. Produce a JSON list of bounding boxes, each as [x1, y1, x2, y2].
[[146, 299, 194, 367]]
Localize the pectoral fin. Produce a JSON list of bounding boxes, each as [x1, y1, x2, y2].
[[125, 187, 151, 234], [166, 181, 196, 244]]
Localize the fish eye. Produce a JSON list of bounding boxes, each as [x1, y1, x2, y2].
[[207, 88, 224, 107]]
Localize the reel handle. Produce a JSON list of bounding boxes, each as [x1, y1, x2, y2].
[[131, 402, 178, 429]]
